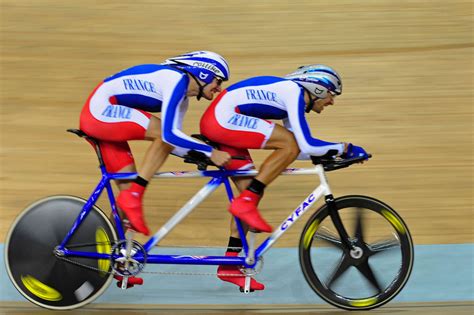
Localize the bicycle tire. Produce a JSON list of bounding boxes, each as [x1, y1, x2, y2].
[[299, 195, 414, 310], [4, 195, 117, 310]]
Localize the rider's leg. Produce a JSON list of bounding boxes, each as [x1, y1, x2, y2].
[[200, 103, 299, 231], [115, 167, 135, 190], [229, 177, 252, 237], [217, 176, 265, 291], [116, 116, 174, 235], [112, 161, 146, 290], [218, 131, 299, 289], [112, 164, 135, 221], [80, 97, 158, 286], [256, 125, 301, 183], [229, 125, 300, 232]]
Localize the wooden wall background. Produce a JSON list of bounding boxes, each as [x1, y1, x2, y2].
[[0, 0, 472, 247]]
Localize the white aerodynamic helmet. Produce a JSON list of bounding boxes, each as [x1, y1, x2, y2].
[[285, 64, 342, 99], [162, 50, 230, 84]]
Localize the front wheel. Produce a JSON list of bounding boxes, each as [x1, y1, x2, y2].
[[299, 195, 414, 310], [5, 195, 117, 310]]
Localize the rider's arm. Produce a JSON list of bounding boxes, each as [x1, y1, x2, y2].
[[284, 86, 345, 157], [160, 72, 213, 157], [283, 118, 311, 160]]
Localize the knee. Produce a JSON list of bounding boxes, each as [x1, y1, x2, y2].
[[286, 141, 300, 160], [145, 117, 162, 139], [279, 133, 300, 158], [273, 139, 299, 163], [267, 126, 300, 160]]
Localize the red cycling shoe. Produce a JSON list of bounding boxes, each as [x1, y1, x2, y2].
[[229, 190, 272, 233], [217, 252, 264, 291], [114, 275, 144, 289], [116, 185, 150, 236]]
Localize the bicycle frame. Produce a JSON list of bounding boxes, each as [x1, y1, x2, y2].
[[57, 163, 333, 268]]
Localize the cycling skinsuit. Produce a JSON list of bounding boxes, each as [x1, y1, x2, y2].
[[80, 64, 213, 172], [200, 76, 344, 170]]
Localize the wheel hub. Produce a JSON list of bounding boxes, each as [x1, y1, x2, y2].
[[350, 246, 364, 259]]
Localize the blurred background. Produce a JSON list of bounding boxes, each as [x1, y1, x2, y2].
[[0, 0, 472, 249]]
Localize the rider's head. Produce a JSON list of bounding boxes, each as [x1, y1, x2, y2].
[[163, 51, 230, 101], [285, 64, 342, 113]]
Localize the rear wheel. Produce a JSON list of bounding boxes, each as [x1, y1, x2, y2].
[[299, 195, 413, 310], [5, 195, 117, 310]]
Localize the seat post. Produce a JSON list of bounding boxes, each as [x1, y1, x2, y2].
[[91, 140, 106, 168], [67, 129, 106, 169]]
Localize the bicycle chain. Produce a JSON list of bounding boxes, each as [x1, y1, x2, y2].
[[56, 251, 263, 277]]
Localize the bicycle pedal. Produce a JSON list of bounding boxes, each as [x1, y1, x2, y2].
[[114, 275, 143, 289]]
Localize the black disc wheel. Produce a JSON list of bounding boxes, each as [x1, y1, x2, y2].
[[5, 195, 117, 310], [299, 195, 414, 310]]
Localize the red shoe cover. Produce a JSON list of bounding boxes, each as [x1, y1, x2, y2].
[[217, 252, 264, 291], [117, 187, 150, 235], [114, 275, 144, 289], [229, 190, 272, 233]]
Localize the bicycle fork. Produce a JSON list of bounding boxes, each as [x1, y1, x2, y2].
[[325, 195, 355, 251]]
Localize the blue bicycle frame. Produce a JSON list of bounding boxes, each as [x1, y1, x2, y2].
[[56, 162, 332, 268]]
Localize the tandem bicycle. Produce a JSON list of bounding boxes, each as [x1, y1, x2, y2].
[[4, 129, 414, 310]]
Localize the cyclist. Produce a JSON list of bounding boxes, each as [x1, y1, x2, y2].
[[200, 64, 368, 291], [80, 51, 232, 237]]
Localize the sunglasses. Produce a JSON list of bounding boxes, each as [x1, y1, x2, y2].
[[214, 77, 224, 86]]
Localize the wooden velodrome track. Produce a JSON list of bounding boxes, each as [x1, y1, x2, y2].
[[0, 0, 472, 314]]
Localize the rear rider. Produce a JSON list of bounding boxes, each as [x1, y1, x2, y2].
[[200, 64, 368, 291], [79, 51, 232, 237]]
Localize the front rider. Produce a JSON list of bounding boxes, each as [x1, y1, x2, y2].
[[199, 64, 368, 291]]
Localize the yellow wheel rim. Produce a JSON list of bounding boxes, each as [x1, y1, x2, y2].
[[381, 209, 406, 234], [304, 219, 320, 249], [21, 275, 62, 301], [96, 227, 111, 277], [349, 296, 378, 307]]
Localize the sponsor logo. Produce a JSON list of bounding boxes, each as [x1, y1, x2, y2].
[[280, 193, 315, 230], [199, 72, 209, 80], [192, 61, 222, 76], [314, 87, 324, 95]]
